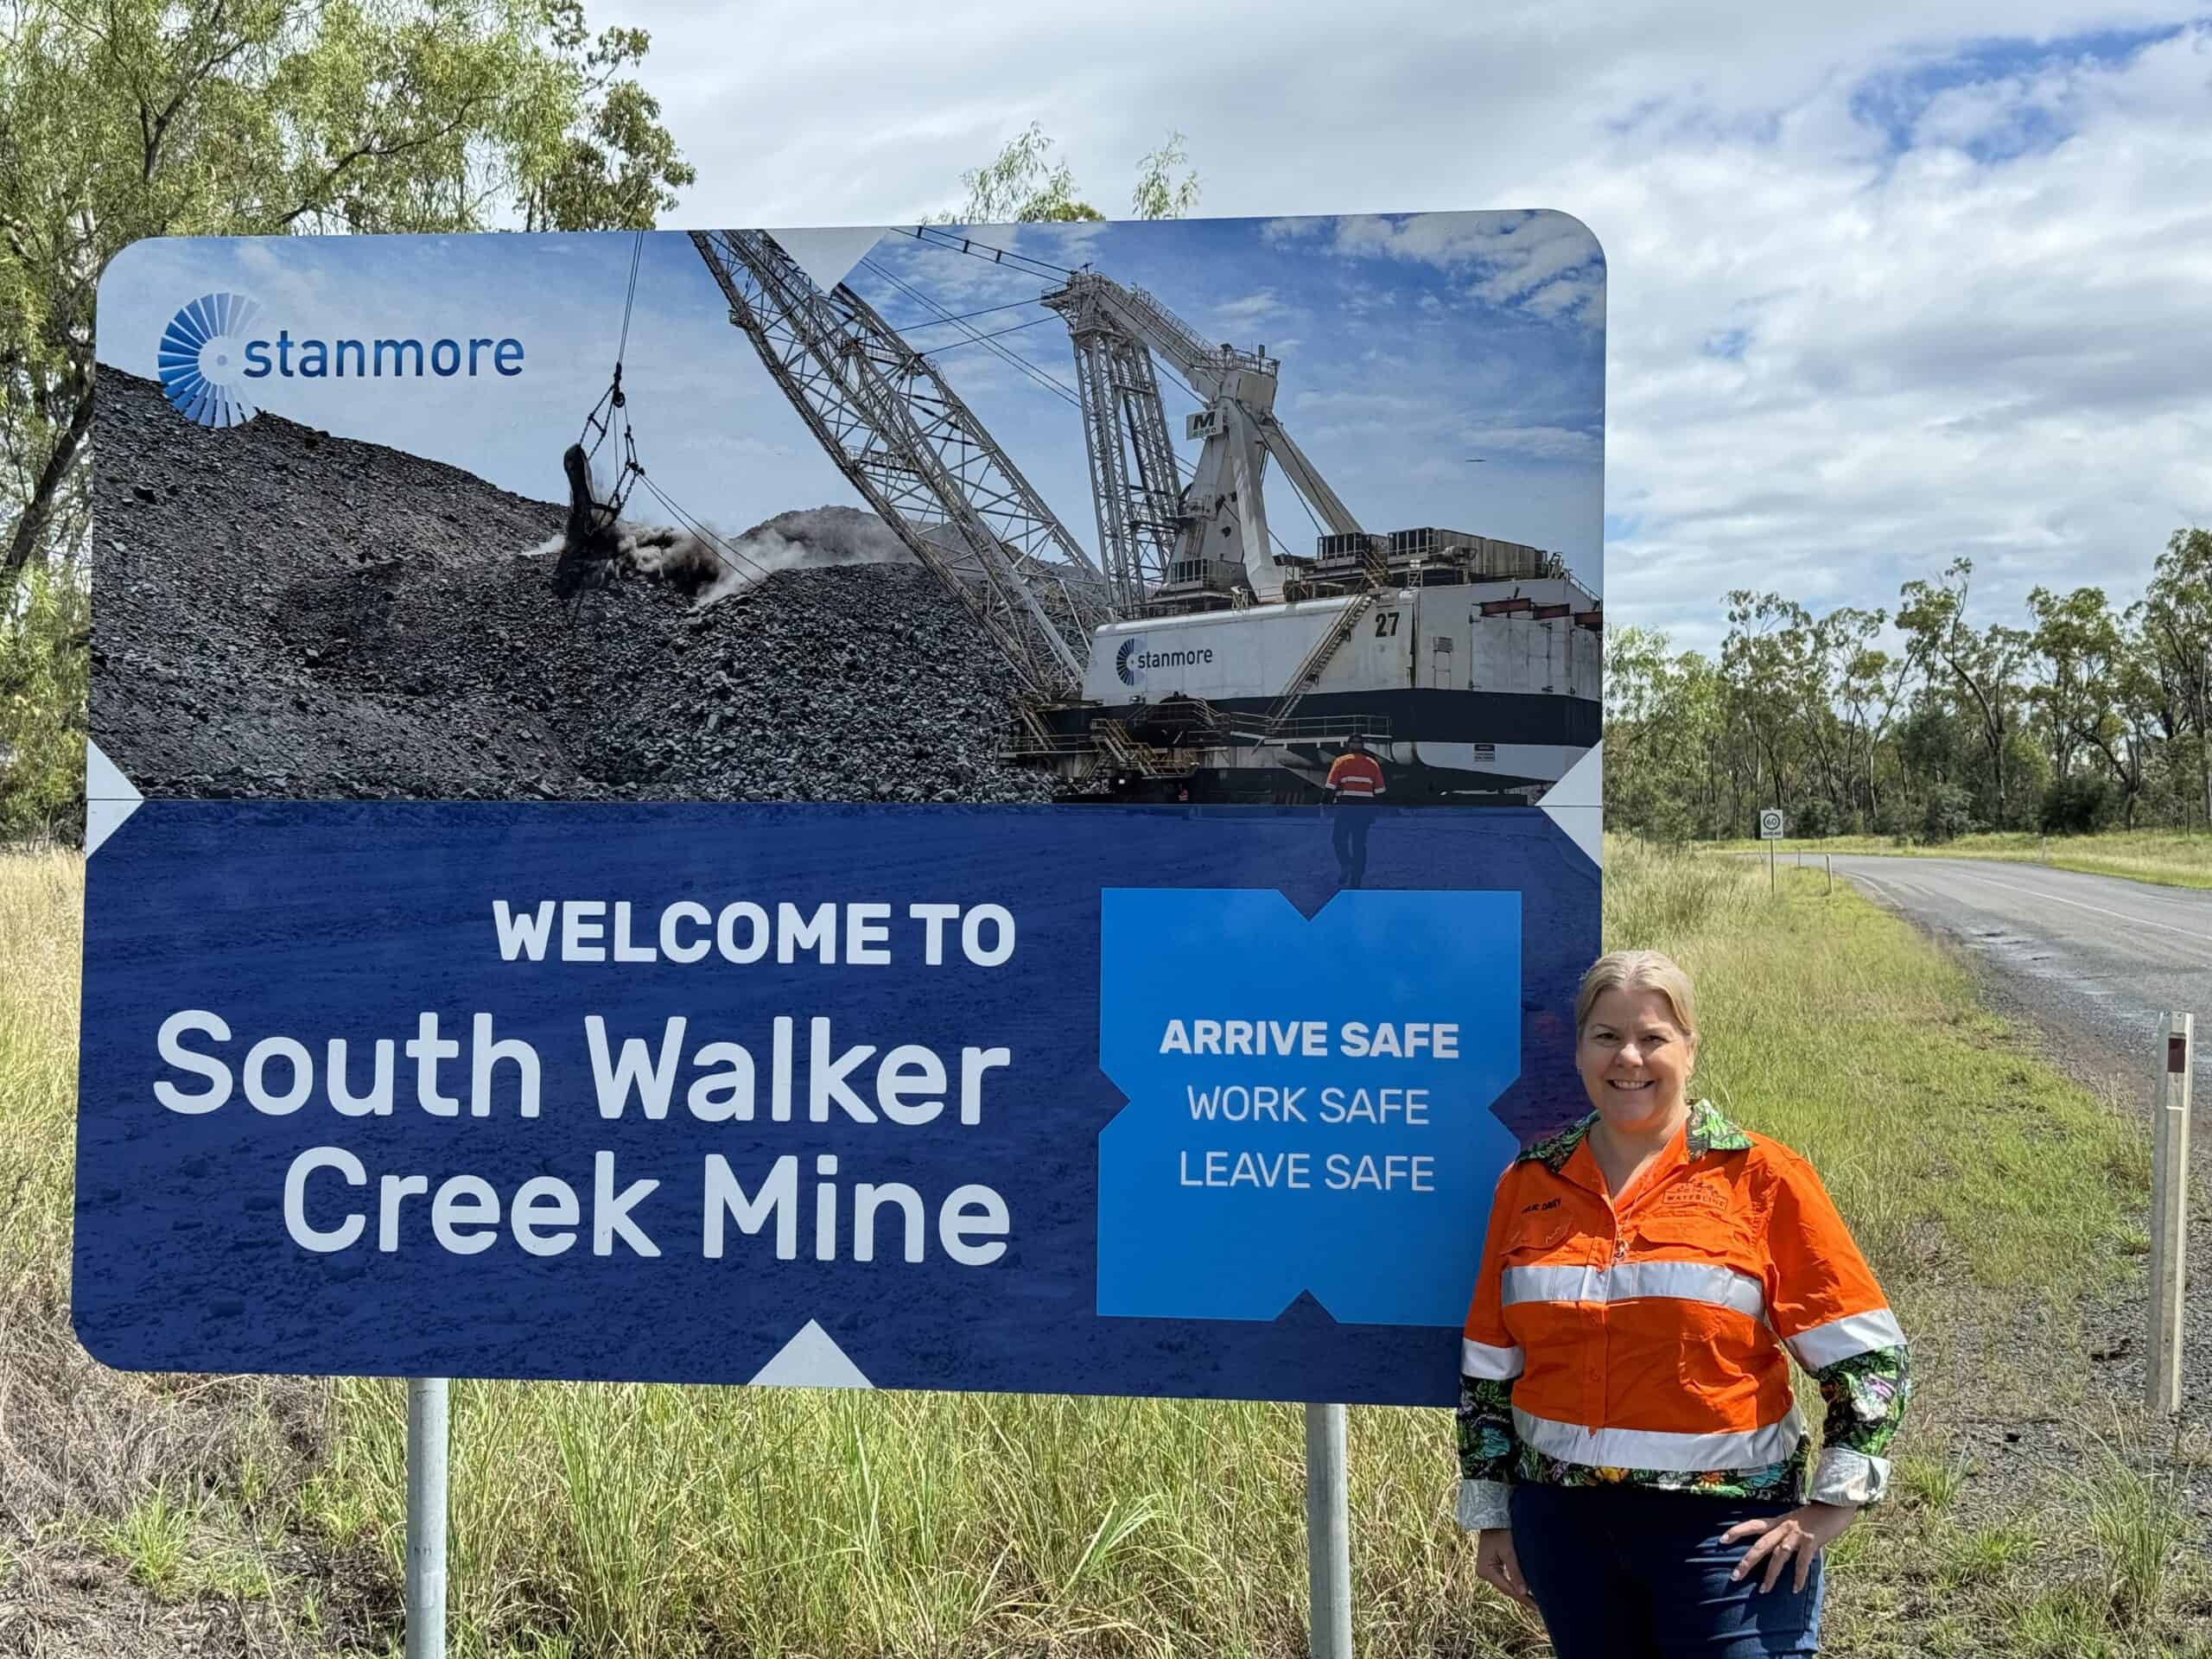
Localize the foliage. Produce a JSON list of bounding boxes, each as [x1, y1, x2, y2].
[[933, 121, 1199, 225], [1608, 530, 2212, 841], [1128, 131, 1201, 220], [0, 558, 86, 842], [2039, 772, 2113, 836], [1792, 795, 1840, 838], [1920, 783, 1974, 844]]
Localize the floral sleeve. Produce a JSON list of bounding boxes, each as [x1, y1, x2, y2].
[[1807, 1344, 1911, 1504], [1456, 1173, 1525, 1532], [1457, 1374, 1519, 1489]]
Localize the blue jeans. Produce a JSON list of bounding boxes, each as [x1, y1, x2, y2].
[[1509, 1483, 1826, 1657]]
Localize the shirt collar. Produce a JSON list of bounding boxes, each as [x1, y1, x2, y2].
[[1685, 1097, 1752, 1157], [1517, 1097, 1749, 1175]]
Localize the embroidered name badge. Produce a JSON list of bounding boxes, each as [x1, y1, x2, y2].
[[1661, 1182, 1727, 1211]]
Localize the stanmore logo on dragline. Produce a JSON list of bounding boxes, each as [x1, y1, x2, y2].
[[1115, 637, 1215, 687], [158, 290, 526, 429]]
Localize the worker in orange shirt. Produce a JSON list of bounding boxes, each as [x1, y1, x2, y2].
[[1457, 948, 1909, 1656], [1323, 734, 1385, 887]]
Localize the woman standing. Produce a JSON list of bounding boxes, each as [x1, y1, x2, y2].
[[1458, 949, 1909, 1656]]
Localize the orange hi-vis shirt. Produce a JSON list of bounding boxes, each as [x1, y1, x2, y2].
[[1325, 752, 1386, 798], [1455, 1100, 1909, 1533]]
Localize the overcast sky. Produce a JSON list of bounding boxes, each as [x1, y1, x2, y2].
[[577, 1, 2212, 654]]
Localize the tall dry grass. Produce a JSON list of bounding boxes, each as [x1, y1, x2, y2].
[[0, 848, 80, 1285]]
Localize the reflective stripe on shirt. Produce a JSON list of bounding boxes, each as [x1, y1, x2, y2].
[[1461, 1337, 1524, 1380], [1501, 1259, 1766, 1321], [1513, 1403, 1807, 1473], [1784, 1306, 1906, 1370]]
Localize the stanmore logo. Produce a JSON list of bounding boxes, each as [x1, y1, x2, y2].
[[158, 289, 526, 429]]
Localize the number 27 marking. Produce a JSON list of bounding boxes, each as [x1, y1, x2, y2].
[[1372, 611, 1401, 638]]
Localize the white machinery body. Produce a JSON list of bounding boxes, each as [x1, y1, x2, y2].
[[1073, 573, 1601, 800]]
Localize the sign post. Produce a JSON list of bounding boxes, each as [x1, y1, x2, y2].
[[2150, 1013, 2194, 1416], [1305, 1402, 1354, 1659], [1758, 809, 1786, 892], [406, 1377, 448, 1659]]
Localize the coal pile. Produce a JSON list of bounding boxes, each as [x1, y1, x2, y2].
[[91, 370, 1057, 804]]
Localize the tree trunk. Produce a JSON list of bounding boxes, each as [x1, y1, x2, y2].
[[3, 359, 94, 578]]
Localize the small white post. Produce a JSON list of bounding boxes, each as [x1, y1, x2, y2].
[[407, 1378, 449, 1659], [1825, 855, 1834, 896], [2150, 1015, 2193, 1417], [1303, 1402, 1353, 1659]]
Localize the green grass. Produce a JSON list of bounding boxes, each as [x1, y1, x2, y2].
[[90, 1484, 280, 1604], [1895, 1452, 1974, 1517], [3, 842, 2202, 1655], [1703, 826, 2212, 890]]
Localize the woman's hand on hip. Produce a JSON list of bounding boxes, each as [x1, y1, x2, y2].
[[1722, 1502, 1855, 1594], [1474, 1527, 1538, 1612]]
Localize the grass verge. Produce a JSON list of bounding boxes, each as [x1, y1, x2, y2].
[[3, 842, 2204, 1655], [1701, 827, 2212, 891]]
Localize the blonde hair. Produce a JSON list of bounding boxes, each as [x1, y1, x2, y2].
[[1575, 949, 1700, 1043]]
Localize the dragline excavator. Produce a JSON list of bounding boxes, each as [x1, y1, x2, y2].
[[562, 226, 1601, 804]]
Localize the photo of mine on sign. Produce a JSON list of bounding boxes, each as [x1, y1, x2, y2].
[[89, 213, 1604, 814]]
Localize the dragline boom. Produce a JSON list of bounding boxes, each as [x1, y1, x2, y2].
[[690, 230, 1112, 701], [1041, 271, 1361, 609]]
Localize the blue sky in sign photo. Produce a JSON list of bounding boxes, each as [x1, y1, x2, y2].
[[97, 213, 1608, 594], [573, 0, 2212, 653]]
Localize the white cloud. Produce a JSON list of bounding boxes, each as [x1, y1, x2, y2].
[[511, 3, 2212, 646], [1461, 425, 1603, 461], [1213, 288, 1290, 326]]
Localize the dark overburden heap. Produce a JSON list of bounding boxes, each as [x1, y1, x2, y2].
[[92, 371, 1054, 804]]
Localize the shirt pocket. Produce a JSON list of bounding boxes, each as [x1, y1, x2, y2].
[[1631, 1209, 1758, 1274], [1624, 1211, 1768, 1390], [1501, 1210, 1574, 1269], [1497, 1211, 1581, 1321]]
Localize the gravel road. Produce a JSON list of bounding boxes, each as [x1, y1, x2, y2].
[[1829, 854, 2211, 1518]]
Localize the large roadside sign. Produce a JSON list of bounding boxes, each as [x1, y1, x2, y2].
[[77, 213, 1605, 1407]]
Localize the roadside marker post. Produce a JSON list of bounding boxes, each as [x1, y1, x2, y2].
[[1825, 855, 1834, 896], [406, 1378, 448, 1659], [2150, 1014, 2194, 1417], [1304, 1403, 1354, 1659]]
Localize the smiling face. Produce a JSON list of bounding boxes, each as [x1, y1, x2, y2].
[[1576, 983, 1698, 1140]]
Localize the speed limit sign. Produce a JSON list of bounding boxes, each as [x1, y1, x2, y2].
[[1758, 809, 1786, 840]]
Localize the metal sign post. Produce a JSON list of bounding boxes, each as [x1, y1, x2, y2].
[[406, 1377, 449, 1659], [1304, 1402, 1353, 1659], [1758, 810, 1785, 893], [2149, 1014, 2194, 1416]]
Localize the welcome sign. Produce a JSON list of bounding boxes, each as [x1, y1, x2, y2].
[[79, 213, 1605, 1406]]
